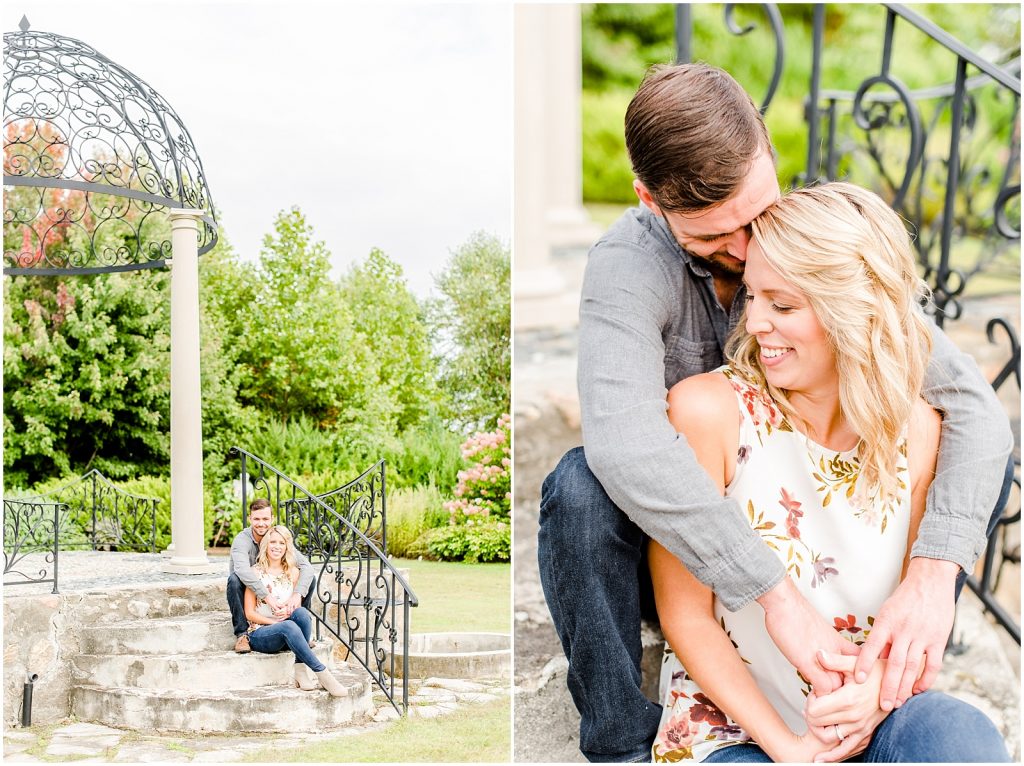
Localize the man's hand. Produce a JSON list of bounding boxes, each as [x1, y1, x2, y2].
[[853, 557, 957, 711], [757, 577, 859, 694], [285, 593, 301, 616]]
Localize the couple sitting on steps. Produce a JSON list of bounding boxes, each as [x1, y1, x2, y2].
[[226, 498, 345, 696]]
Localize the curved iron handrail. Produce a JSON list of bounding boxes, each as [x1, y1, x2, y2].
[[229, 446, 418, 714], [311, 460, 388, 556], [3, 499, 63, 593], [17, 468, 158, 552]]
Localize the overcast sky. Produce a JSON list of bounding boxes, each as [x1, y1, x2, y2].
[[4, 2, 513, 298]]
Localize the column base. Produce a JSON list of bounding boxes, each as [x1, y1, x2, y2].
[[161, 556, 223, 575]]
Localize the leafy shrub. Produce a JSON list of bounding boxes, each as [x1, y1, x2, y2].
[[385, 485, 450, 558], [443, 415, 511, 524], [420, 521, 510, 564], [381, 418, 464, 491], [581, 89, 636, 204]]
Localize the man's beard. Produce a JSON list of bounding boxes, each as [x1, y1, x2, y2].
[[661, 215, 746, 279], [690, 248, 745, 278]]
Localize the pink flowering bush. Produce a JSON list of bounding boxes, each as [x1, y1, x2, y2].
[[419, 414, 511, 562], [443, 413, 511, 525]]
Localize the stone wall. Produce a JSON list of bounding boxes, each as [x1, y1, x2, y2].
[[3, 580, 225, 728]]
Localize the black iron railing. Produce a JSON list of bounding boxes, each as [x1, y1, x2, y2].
[[965, 319, 1021, 644], [3, 469, 160, 592], [229, 447, 417, 715], [3, 499, 64, 593], [17, 469, 159, 553], [289, 461, 388, 561], [677, 3, 1020, 640]]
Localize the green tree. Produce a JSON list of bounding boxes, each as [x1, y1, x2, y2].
[[196, 230, 255, 482], [340, 248, 439, 431], [217, 208, 392, 440], [3, 271, 171, 486], [430, 232, 510, 429]]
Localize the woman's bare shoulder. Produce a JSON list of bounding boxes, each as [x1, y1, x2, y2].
[[666, 371, 737, 435]]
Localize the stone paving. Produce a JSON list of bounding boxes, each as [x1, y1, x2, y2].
[[513, 254, 1021, 762], [2, 677, 511, 762], [4, 550, 229, 595], [3, 552, 511, 760]]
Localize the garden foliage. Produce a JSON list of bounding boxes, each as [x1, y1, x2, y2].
[[4, 208, 510, 562], [581, 4, 1021, 206], [419, 415, 512, 563], [429, 232, 511, 431]]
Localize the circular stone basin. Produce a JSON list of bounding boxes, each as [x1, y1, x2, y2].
[[393, 632, 510, 679]]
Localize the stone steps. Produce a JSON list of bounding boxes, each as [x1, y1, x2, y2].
[[71, 668, 373, 733], [78, 612, 234, 655], [72, 646, 335, 690], [70, 605, 378, 733]]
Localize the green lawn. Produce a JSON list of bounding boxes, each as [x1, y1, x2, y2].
[[397, 558, 511, 634], [245, 559, 511, 762], [246, 696, 510, 762]]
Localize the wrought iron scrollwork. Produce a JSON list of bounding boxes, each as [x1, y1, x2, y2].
[[851, 75, 924, 210], [3, 499, 63, 592], [16, 469, 159, 552], [962, 317, 1021, 644], [723, 4, 784, 114], [3, 22, 217, 275], [311, 462, 387, 557], [230, 446, 418, 715]]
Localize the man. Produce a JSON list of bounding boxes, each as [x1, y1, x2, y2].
[[227, 498, 316, 653], [538, 63, 1014, 762]]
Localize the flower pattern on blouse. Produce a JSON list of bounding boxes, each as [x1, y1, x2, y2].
[[722, 367, 792, 443], [247, 568, 294, 633], [654, 367, 909, 762]]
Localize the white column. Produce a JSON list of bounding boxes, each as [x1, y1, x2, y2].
[[162, 209, 215, 574], [543, 4, 601, 248], [514, 5, 600, 331], [514, 4, 562, 299]]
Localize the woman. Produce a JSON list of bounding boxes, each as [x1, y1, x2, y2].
[[649, 183, 1009, 763], [243, 524, 345, 696]]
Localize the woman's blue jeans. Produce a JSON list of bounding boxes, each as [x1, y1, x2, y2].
[[701, 691, 1011, 762], [247, 607, 325, 672]]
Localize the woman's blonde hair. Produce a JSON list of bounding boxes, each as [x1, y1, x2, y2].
[[727, 182, 933, 506], [255, 524, 298, 578]]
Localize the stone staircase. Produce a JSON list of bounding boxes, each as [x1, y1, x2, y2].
[[63, 580, 375, 734]]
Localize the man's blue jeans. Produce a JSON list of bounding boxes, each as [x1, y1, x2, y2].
[[246, 607, 325, 672], [538, 447, 662, 762], [538, 447, 1014, 763], [701, 691, 1010, 762], [227, 574, 314, 638]]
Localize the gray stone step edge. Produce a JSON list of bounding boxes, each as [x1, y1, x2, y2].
[[72, 646, 336, 691], [70, 670, 374, 734]]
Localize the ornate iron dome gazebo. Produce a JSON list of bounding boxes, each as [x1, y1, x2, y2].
[[3, 17, 218, 573], [3, 16, 217, 274]]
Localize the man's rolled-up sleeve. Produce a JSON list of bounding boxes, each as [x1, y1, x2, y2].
[[295, 550, 315, 598], [230, 533, 267, 600], [913, 321, 1014, 571], [578, 241, 785, 612]]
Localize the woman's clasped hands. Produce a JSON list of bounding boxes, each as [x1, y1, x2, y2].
[[801, 651, 890, 763]]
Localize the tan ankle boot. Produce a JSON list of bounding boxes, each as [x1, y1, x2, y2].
[[315, 668, 346, 697], [294, 663, 318, 691]]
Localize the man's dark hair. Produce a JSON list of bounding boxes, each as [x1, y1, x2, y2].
[[249, 498, 273, 514], [624, 63, 772, 214]]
